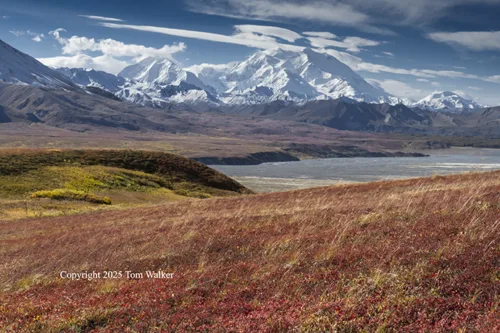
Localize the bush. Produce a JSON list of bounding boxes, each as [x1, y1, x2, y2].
[[31, 189, 112, 205]]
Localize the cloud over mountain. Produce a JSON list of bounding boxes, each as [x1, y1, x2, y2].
[[427, 31, 500, 51], [38, 29, 186, 74]]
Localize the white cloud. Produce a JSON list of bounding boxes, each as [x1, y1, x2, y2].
[[100, 22, 304, 51], [235, 25, 302, 42], [303, 31, 338, 39], [318, 48, 364, 68], [79, 15, 124, 22], [1, 15, 9, 19], [49, 28, 186, 61], [468, 86, 480, 90], [9, 30, 24, 37], [100, 21, 500, 85], [382, 51, 394, 57], [9, 30, 45, 42], [347, 0, 496, 25], [342, 56, 500, 84], [302, 31, 382, 53], [356, 62, 432, 78], [38, 54, 130, 74], [431, 81, 441, 87], [307, 35, 381, 53], [427, 31, 500, 51], [367, 78, 426, 100], [344, 37, 382, 51], [101, 21, 380, 65], [356, 62, 490, 81], [486, 75, 500, 83], [184, 0, 395, 35], [185, 62, 236, 75], [453, 90, 476, 100], [44, 28, 187, 73], [184, 0, 500, 34], [32, 34, 44, 42], [416, 78, 429, 82], [419, 69, 481, 80]]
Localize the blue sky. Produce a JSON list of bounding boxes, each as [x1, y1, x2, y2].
[[1, 0, 500, 105]]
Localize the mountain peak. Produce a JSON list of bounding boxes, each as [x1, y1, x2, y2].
[[138, 56, 175, 66], [56, 67, 125, 93], [0, 39, 77, 89], [417, 91, 482, 112], [119, 57, 180, 84], [187, 48, 394, 104], [262, 48, 300, 59], [431, 91, 456, 98]]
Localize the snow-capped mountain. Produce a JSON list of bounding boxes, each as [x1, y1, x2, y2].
[[8, 34, 476, 111], [56, 58, 221, 106], [285, 48, 390, 103], [186, 63, 236, 93], [49, 47, 425, 108], [0, 39, 76, 89], [119, 57, 215, 94], [56, 68, 125, 92], [116, 57, 220, 106], [188, 48, 392, 105], [415, 91, 482, 113]]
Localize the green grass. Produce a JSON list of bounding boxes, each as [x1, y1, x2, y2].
[[0, 165, 173, 198], [31, 189, 112, 205], [0, 149, 249, 194], [0, 149, 250, 220]]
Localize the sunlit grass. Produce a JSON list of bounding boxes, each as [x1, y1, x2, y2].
[[1, 171, 499, 331], [0, 149, 250, 220]]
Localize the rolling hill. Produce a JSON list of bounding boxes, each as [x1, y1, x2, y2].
[[0, 170, 498, 331], [0, 149, 251, 220]]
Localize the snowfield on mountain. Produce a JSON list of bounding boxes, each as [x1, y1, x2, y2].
[[0, 37, 484, 112], [414, 91, 482, 112]]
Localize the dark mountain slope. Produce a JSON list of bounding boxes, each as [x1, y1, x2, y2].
[[224, 99, 500, 136], [0, 83, 196, 132]]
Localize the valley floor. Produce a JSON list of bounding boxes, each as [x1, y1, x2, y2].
[[1, 171, 499, 331], [0, 123, 439, 164]]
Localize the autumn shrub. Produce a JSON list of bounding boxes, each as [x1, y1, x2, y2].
[[31, 189, 112, 205], [1, 171, 499, 331]]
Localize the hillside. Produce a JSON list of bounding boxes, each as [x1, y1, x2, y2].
[[0, 77, 491, 141], [0, 39, 497, 139], [0, 149, 250, 220], [0, 171, 498, 331], [0, 83, 194, 132], [227, 99, 500, 136]]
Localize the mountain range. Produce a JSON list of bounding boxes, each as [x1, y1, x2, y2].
[[187, 48, 394, 105], [36, 44, 481, 113], [0, 38, 485, 113], [0, 38, 498, 138]]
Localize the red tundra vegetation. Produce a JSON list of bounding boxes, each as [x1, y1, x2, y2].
[[0, 171, 499, 332]]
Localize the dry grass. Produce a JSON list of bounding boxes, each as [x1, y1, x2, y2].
[[0, 171, 499, 331]]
